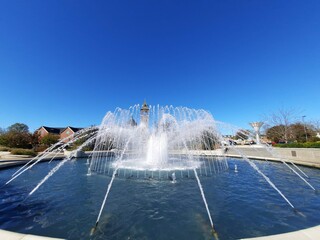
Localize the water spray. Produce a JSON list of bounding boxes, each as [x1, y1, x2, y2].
[[193, 168, 219, 240], [91, 167, 118, 235]]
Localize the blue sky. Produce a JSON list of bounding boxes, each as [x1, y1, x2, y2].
[[1, 0, 320, 131]]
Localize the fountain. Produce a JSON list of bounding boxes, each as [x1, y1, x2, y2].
[[0, 102, 319, 240], [89, 103, 227, 177]]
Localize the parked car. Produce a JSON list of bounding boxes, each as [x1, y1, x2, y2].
[[244, 140, 255, 145]]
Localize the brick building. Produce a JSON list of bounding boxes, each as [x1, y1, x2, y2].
[[36, 126, 83, 142], [60, 127, 83, 143], [37, 126, 64, 139]]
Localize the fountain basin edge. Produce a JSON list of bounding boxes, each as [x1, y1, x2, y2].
[[1, 225, 320, 240]]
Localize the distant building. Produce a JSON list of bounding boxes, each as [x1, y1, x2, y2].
[[37, 126, 64, 140], [60, 126, 83, 143], [36, 126, 83, 143]]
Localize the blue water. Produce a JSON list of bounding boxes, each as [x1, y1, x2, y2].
[[0, 158, 320, 240]]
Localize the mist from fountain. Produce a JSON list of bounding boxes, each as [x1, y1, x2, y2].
[[89, 105, 228, 177]]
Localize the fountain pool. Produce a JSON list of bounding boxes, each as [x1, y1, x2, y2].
[[0, 158, 320, 240]]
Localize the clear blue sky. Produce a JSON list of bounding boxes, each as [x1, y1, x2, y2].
[[1, 0, 320, 131]]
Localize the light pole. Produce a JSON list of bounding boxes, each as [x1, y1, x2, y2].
[[302, 116, 308, 142]]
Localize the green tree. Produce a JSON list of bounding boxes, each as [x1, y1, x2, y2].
[[31, 131, 40, 149], [8, 123, 29, 133], [40, 134, 60, 146], [1, 123, 32, 148], [266, 125, 285, 143], [5, 131, 32, 148], [0, 128, 8, 146]]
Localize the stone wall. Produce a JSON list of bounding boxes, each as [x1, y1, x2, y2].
[[224, 146, 320, 168]]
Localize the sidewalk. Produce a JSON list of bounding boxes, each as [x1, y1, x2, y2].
[[0, 153, 65, 169], [0, 229, 64, 240]]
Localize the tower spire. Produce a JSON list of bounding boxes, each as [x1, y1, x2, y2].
[[140, 100, 150, 126]]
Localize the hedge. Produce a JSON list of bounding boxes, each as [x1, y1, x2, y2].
[[10, 148, 37, 156], [275, 142, 320, 148]]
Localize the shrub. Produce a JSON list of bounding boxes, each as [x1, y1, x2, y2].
[[10, 148, 37, 157], [275, 142, 320, 148], [304, 142, 320, 148], [309, 136, 320, 142], [82, 145, 95, 151], [0, 146, 11, 151], [4, 132, 32, 149], [34, 145, 50, 152], [40, 134, 60, 146]]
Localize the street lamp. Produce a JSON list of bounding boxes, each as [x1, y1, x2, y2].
[[302, 115, 308, 142]]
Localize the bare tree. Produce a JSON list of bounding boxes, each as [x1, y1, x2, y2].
[[0, 127, 6, 135], [264, 108, 300, 143], [310, 120, 320, 132], [308, 120, 320, 141]]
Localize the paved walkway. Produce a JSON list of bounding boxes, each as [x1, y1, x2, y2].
[[0, 154, 65, 169], [0, 229, 64, 240], [242, 225, 320, 239]]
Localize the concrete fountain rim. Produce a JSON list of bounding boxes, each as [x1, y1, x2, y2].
[[1, 225, 320, 240]]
